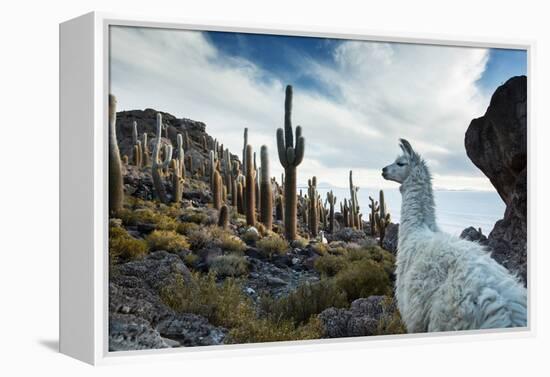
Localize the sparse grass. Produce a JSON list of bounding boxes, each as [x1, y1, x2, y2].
[[212, 229, 247, 254], [161, 273, 323, 344], [109, 226, 148, 262], [260, 279, 348, 326], [256, 234, 289, 257], [181, 208, 209, 225], [146, 230, 190, 253], [183, 253, 199, 268], [375, 296, 407, 335], [292, 237, 309, 249], [209, 254, 248, 277]]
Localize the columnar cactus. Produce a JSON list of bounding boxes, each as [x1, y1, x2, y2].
[[307, 177, 319, 237], [237, 181, 244, 215], [245, 144, 256, 226], [368, 196, 379, 236], [152, 113, 169, 204], [276, 85, 305, 241], [327, 190, 337, 233], [170, 159, 183, 203], [375, 189, 391, 247], [254, 151, 261, 214], [349, 170, 357, 228], [218, 205, 229, 229], [142, 132, 150, 167], [162, 144, 173, 173], [108, 94, 124, 214], [343, 198, 349, 227], [275, 194, 284, 221], [260, 145, 273, 230], [177, 133, 186, 179], [212, 170, 222, 210], [242, 128, 248, 177]]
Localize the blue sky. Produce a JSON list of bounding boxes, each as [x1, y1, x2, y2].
[[110, 26, 527, 190]]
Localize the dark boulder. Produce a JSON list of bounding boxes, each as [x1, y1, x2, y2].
[[464, 75, 527, 284]]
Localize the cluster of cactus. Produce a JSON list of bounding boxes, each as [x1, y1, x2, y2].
[[276, 85, 305, 241], [108, 94, 124, 214], [368, 195, 379, 236]]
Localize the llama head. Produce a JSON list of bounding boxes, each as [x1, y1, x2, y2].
[[382, 139, 419, 183]]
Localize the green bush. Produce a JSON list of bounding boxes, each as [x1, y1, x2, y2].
[[160, 273, 323, 344], [260, 279, 348, 326], [314, 254, 349, 277], [210, 228, 246, 254], [335, 259, 392, 301], [146, 230, 190, 253], [256, 235, 289, 257], [109, 226, 148, 262], [209, 254, 248, 277]]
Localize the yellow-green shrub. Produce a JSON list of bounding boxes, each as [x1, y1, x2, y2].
[[311, 242, 329, 255], [335, 259, 392, 301], [260, 279, 348, 326], [313, 254, 349, 277], [161, 273, 323, 344], [210, 254, 248, 277], [109, 226, 147, 262], [146, 230, 190, 253], [187, 228, 214, 251], [256, 235, 289, 257], [176, 222, 201, 236], [117, 208, 177, 231], [210, 228, 246, 254]]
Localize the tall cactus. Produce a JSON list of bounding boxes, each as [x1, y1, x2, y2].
[[260, 145, 273, 230], [212, 170, 222, 210], [368, 196, 379, 236], [349, 171, 357, 228], [276, 85, 305, 241], [326, 190, 337, 233], [108, 94, 124, 214], [142, 132, 150, 167], [218, 205, 229, 229], [177, 133, 186, 179], [237, 181, 244, 215], [375, 189, 391, 247], [152, 113, 168, 203], [308, 177, 319, 237], [170, 159, 183, 203], [245, 145, 256, 226]]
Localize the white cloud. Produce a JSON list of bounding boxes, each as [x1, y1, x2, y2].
[[110, 26, 494, 191]]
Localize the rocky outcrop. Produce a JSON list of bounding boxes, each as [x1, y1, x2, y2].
[[381, 223, 399, 254], [465, 76, 527, 284], [319, 296, 399, 338], [460, 226, 488, 245], [109, 251, 226, 351]]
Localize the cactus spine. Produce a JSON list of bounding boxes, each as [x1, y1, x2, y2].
[[108, 94, 124, 214], [152, 113, 168, 203], [276, 85, 305, 241], [218, 204, 229, 229], [260, 145, 273, 230], [245, 145, 256, 226], [327, 190, 337, 233]]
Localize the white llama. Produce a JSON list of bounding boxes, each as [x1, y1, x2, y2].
[[381, 139, 527, 333]]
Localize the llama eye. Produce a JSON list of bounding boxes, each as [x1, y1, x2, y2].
[[397, 162, 407, 167]]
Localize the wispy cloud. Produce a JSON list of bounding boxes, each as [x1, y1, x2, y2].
[[110, 26, 499, 191]]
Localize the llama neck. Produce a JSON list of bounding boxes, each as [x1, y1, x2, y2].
[[399, 161, 438, 236]]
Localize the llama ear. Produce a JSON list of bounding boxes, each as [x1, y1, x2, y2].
[[399, 138, 414, 156]]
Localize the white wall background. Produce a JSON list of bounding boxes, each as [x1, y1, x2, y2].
[[1, 0, 548, 375]]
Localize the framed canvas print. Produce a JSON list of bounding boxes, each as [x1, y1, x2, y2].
[[59, 12, 533, 365]]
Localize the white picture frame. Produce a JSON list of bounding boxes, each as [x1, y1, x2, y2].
[[59, 11, 535, 365]]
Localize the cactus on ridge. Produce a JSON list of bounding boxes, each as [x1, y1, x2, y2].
[[260, 145, 273, 230], [108, 94, 124, 214]]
